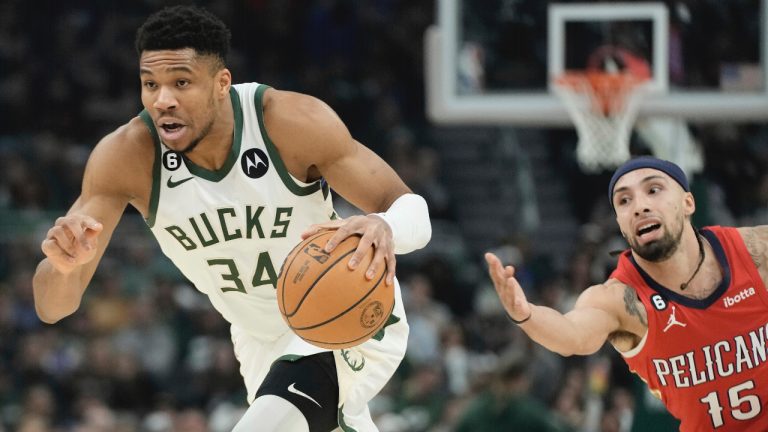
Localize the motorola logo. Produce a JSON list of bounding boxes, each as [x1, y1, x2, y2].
[[241, 148, 269, 179]]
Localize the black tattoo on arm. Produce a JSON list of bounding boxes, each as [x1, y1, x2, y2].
[[623, 286, 647, 327], [741, 226, 768, 270]]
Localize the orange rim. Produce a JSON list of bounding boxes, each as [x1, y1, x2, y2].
[[554, 71, 646, 115]]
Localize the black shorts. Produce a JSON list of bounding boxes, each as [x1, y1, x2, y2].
[[255, 352, 339, 432]]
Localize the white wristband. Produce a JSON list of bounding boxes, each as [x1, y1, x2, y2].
[[375, 193, 431, 254]]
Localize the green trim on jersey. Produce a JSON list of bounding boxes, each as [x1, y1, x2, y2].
[[183, 87, 243, 181], [139, 110, 162, 228], [337, 406, 358, 432], [372, 313, 401, 342], [254, 85, 322, 196], [273, 354, 304, 364]]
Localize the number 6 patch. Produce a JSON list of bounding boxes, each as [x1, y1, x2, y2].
[[163, 151, 182, 171], [651, 294, 668, 311]]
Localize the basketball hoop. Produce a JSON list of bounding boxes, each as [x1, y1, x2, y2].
[[553, 71, 649, 173]]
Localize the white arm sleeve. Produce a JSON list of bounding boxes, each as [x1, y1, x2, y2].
[[376, 193, 432, 254]]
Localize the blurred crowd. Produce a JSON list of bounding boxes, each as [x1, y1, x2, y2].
[[1, 1, 767, 432]]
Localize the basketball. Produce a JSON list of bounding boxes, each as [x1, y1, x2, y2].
[[276, 230, 394, 349]]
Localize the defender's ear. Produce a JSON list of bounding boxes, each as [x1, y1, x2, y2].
[[683, 191, 695, 217]]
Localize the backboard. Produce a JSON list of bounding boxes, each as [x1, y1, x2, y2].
[[426, 0, 768, 125]]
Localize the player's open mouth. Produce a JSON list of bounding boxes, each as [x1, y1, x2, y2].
[[158, 122, 187, 141], [636, 223, 661, 240], [161, 122, 183, 132]]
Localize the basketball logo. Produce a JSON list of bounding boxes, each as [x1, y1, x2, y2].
[[291, 262, 310, 284], [360, 301, 384, 328], [304, 242, 330, 264]]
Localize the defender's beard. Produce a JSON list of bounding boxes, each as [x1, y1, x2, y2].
[[627, 218, 686, 262]]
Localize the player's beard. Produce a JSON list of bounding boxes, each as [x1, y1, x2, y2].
[[627, 217, 685, 262], [180, 117, 214, 154], [180, 95, 217, 154]]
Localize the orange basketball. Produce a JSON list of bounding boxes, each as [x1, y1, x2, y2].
[[276, 230, 394, 349]]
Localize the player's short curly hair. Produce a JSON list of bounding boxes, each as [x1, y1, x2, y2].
[[135, 5, 231, 67]]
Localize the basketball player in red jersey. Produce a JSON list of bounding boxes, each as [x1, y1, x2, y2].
[[486, 156, 768, 431]]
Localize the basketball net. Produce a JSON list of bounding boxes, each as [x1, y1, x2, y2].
[[553, 70, 648, 173]]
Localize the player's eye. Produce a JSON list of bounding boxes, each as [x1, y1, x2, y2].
[[143, 81, 157, 90], [177, 79, 190, 88]]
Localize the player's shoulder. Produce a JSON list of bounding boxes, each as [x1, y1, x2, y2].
[[263, 88, 342, 129], [737, 225, 768, 270], [261, 87, 351, 164], [585, 278, 630, 295], [737, 225, 768, 239], [580, 279, 648, 334], [578, 279, 634, 310], [84, 116, 155, 197], [263, 87, 325, 110], [92, 116, 154, 160]]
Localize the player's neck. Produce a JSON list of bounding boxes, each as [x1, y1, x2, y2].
[[184, 97, 235, 170], [635, 228, 714, 295]]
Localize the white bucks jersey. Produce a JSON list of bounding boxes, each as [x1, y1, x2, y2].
[[141, 83, 337, 341]]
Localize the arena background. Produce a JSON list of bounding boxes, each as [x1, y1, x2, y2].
[[1, 1, 767, 431]]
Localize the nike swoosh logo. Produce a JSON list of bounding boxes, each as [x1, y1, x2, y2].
[[167, 176, 194, 188], [287, 383, 321, 408]]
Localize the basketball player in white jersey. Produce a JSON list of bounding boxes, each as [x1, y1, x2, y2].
[[32, 6, 431, 432]]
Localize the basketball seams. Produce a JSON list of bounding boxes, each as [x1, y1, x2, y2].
[[289, 268, 386, 330], [299, 301, 395, 348], [277, 230, 330, 316], [284, 247, 358, 317]]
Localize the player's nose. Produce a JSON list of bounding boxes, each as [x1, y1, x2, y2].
[[632, 193, 653, 216], [153, 86, 178, 111], [633, 202, 652, 216]]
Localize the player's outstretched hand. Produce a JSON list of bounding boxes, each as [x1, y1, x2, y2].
[[41, 214, 103, 274], [485, 252, 532, 323], [302, 215, 395, 285]]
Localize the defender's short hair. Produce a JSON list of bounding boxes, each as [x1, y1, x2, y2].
[[135, 5, 231, 66]]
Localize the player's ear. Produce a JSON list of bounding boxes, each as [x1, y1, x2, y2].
[[683, 191, 695, 217], [216, 68, 231, 97]]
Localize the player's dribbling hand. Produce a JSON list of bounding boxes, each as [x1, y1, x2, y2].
[[302, 215, 396, 285], [485, 252, 532, 322], [41, 214, 103, 274]]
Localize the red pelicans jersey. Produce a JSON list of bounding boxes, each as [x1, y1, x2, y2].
[[610, 226, 768, 431]]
